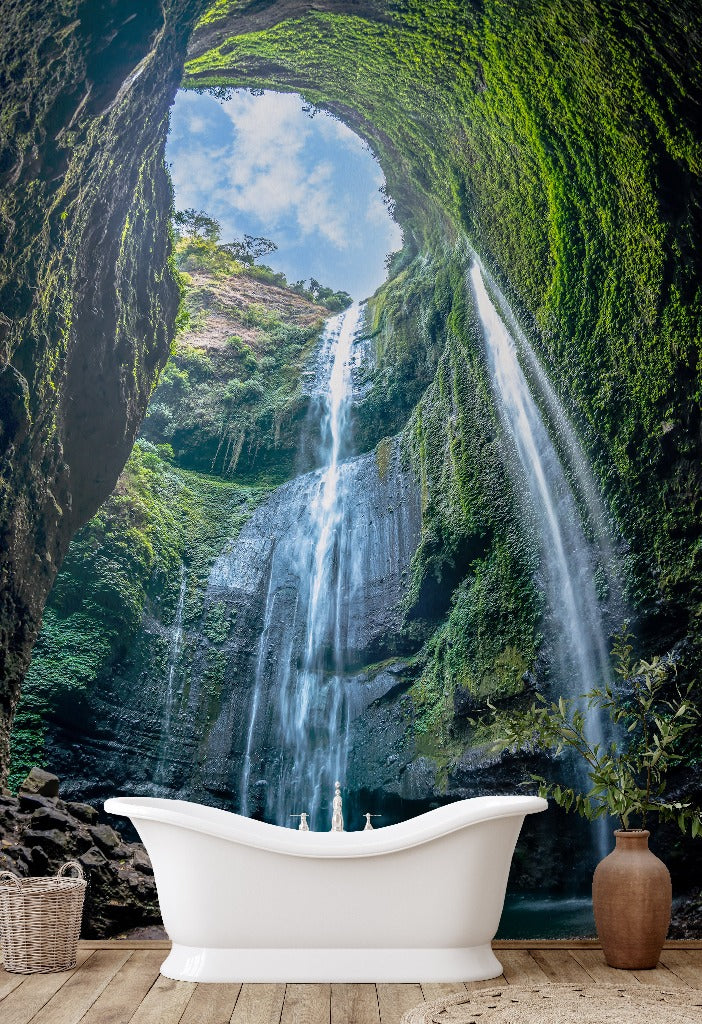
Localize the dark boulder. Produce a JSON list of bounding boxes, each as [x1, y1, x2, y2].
[[79, 846, 107, 869], [18, 793, 55, 813], [23, 828, 71, 857], [0, 773, 160, 937], [66, 802, 99, 825], [89, 823, 121, 854], [30, 805, 70, 831], [19, 767, 59, 798]]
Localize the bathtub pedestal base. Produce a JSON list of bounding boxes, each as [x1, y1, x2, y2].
[[160, 942, 503, 983]]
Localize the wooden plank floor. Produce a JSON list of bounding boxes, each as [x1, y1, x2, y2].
[[0, 943, 700, 1024]]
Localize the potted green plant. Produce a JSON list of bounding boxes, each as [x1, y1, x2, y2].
[[488, 628, 702, 968]]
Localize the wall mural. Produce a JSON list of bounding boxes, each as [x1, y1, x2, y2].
[[1, 1, 700, 943]]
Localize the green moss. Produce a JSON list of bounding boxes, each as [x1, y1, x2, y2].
[[141, 267, 326, 484], [355, 245, 540, 768], [186, 0, 702, 642], [374, 437, 394, 479], [354, 254, 449, 452], [203, 600, 231, 644], [9, 441, 269, 788], [403, 259, 539, 763]]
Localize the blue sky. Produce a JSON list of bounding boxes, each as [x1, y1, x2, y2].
[[166, 90, 403, 300]]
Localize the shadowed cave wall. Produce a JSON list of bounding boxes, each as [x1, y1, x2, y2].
[[0, 0, 211, 779]]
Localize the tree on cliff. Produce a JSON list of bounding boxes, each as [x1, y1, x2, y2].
[[173, 210, 352, 311], [173, 208, 277, 269], [173, 208, 221, 241], [221, 235, 277, 266]]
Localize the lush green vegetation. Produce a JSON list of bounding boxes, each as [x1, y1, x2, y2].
[[142, 319, 315, 482], [185, 0, 702, 649], [353, 252, 448, 453], [491, 629, 702, 836], [137, 220, 356, 483], [10, 441, 268, 789], [140, 216, 355, 482], [145, 295, 316, 482], [9, 256, 334, 786], [392, 252, 539, 771], [344, 239, 540, 774]]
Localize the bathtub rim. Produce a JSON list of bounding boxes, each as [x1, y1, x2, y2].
[[104, 794, 547, 859]]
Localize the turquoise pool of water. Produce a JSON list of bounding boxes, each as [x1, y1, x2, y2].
[[497, 894, 596, 939]]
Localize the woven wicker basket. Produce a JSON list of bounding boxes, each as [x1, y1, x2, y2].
[[0, 860, 86, 973]]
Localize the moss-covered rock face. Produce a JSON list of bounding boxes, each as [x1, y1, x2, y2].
[[141, 264, 328, 483], [10, 267, 327, 790], [0, 0, 209, 780], [354, 247, 540, 734], [185, 0, 702, 650]]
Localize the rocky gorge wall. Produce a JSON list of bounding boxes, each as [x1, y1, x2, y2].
[[14, 248, 535, 818], [9, 262, 332, 792], [0, 0, 209, 781], [184, 0, 702, 659]]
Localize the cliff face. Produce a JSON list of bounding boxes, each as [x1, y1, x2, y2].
[[10, 266, 330, 790], [0, 0, 208, 780], [38, 443, 421, 818], [185, 0, 702, 653], [140, 265, 331, 482]]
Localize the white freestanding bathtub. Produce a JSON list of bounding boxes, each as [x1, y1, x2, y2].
[[104, 794, 547, 983]]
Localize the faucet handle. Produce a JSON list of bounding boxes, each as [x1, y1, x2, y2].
[[363, 813, 381, 831], [331, 781, 344, 832], [290, 813, 310, 831]]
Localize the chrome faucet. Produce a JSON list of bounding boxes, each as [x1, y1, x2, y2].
[[290, 813, 310, 831], [363, 813, 381, 831], [331, 781, 344, 832]]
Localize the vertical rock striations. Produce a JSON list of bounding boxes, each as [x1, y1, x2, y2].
[[0, 0, 207, 779]]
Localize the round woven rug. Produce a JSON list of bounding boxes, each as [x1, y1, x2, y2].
[[401, 985, 702, 1024]]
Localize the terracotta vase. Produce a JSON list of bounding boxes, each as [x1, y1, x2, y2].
[[592, 829, 671, 969]]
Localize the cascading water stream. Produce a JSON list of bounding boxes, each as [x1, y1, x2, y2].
[[239, 569, 279, 818], [476, 262, 621, 584], [156, 565, 187, 788], [239, 304, 362, 828], [469, 259, 615, 862]]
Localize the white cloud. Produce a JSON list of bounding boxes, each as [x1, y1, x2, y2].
[[170, 145, 228, 209], [210, 92, 349, 246], [185, 113, 208, 134], [316, 111, 369, 151]]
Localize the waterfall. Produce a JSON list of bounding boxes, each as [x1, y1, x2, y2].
[[476, 262, 620, 582], [239, 304, 363, 828], [156, 565, 187, 787], [469, 259, 615, 861]]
